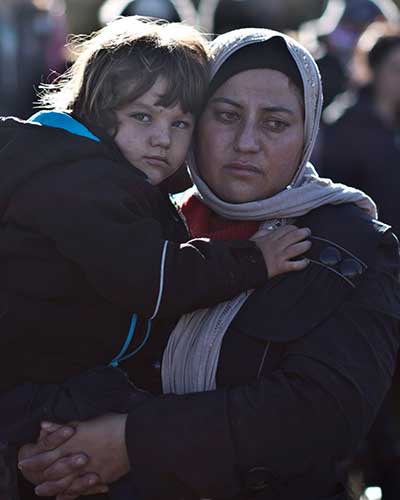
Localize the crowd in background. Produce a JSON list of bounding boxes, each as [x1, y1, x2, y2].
[[1, 1, 400, 499]]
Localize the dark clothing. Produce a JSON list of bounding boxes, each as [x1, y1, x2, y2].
[[320, 89, 400, 499], [319, 86, 400, 239], [0, 366, 151, 500], [0, 115, 267, 499], [0, 115, 266, 392], [124, 203, 400, 500]]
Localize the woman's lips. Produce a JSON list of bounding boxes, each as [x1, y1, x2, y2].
[[224, 162, 261, 176]]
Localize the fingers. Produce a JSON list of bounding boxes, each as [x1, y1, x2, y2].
[[36, 473, 104, 499], [282, 258, 309, 272], [39, 425, 76, 452], [19, 448, 63, 474], [34, 474, 77, 497], [18, 424, 76, 471], [18, 432, 74, 473], [283, 240, 312, 260], [41, 421, 65, 434], [81, 483, 109, 496], [43, 454, 88, 481], [56, 481, 109, 500], [56, 475, 108, 499], [276, 226, 311, 244], [18, 443, 40, 464]]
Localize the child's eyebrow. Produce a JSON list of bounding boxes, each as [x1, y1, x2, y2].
[[127, 100, 193, 117]]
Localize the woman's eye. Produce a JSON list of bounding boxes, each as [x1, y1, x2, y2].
[[131, 113, 151, 123], [215, 110, 239, 123], [264, 120, 288, 132]]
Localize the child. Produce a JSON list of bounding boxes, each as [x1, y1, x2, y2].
[[0, 16, 310, 500]]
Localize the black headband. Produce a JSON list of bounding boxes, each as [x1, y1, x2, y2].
[[208, 37, 304, 99]]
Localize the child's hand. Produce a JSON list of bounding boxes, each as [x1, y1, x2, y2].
[[253, 225, 311, 278]]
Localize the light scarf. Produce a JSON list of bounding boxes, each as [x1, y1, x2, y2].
[[162, 28, 377, 395]]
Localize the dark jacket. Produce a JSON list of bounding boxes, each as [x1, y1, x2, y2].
[[319, 86, 400, 238], [0, 114, 267, 500], [0, 115, 267, 392], [123, 203, 400, 500]]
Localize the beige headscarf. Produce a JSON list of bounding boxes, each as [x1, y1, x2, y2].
[[162, 28, 376, 395]]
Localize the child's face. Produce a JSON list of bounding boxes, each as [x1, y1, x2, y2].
[[113, 77, 195, 185]]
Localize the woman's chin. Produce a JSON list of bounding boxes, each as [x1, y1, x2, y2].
[[211, 185, 270, 204]]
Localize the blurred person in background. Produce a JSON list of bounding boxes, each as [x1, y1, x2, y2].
[[320, 22, 400, 500], [320, 22, 400, 237], [99, 0, 198, 25], [199, 0, 320, 36], [299, 0, 399, 110], [211, 0, 279, 34], [0, 0, 67, 119]]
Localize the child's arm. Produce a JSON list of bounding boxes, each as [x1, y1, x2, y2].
[[10, 168, 310, 318], [159, 225, 310, 317]]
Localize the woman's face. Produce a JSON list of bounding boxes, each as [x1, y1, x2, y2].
[[195, 68, 304, 203], [113, 77, 194, 185]]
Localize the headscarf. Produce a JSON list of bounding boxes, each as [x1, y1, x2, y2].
[[162, 29, 376, 395], [188, 28, 376, 221]]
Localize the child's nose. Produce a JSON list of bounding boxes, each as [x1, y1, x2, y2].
[[150, 125, 171, 148]]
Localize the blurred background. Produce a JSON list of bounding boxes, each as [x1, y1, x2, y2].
[[2, 0, 400, 118], [1, 1, 400, 500]]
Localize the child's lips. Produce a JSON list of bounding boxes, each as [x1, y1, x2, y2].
[[143, 156, 169, 168]]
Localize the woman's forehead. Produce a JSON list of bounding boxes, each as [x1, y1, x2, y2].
[[209, 69, 303, 112]]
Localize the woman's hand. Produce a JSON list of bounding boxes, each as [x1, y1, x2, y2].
[[18, 414, 128, 497], [18, 422, 106, 497], [253, 225, 311, 278]]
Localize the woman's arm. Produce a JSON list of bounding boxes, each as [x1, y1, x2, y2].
[[19, 231, 400, 499]]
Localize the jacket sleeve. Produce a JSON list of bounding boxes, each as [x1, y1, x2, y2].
[[123, 230, 400, 499], [7, 163, 267, 318]]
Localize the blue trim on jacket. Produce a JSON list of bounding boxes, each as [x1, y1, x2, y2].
[[28, 111, 100, 142]]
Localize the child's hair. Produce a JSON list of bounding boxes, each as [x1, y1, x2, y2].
[[38, 16, 210, 132]]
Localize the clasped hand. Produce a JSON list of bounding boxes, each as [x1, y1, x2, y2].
[[18, 413, 129, 499]]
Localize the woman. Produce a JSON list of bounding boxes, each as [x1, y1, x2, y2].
[[18, 28, 400, 500]]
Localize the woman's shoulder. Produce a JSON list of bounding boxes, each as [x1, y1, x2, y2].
[[298, 203, 392, 270], [230, 203, 399, 343]]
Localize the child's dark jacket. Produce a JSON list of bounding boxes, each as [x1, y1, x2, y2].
[[0, 114, 266, 499], [0, 114, 266, 390]]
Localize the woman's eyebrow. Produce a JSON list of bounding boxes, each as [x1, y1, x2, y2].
[[209, 97, 241, 108], [262, 106, 295, 115], [210, 97, 294, 115]]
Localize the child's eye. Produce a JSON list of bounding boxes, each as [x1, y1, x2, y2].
[[130, 113, 151, 123], [173, 120, 192, 130]]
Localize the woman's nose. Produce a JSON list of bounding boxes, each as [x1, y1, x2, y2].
[[234, 120, 260, 153], [150, 124, 171, 149]]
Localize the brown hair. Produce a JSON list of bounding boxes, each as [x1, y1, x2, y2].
[[38, 16, 210, 132]]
